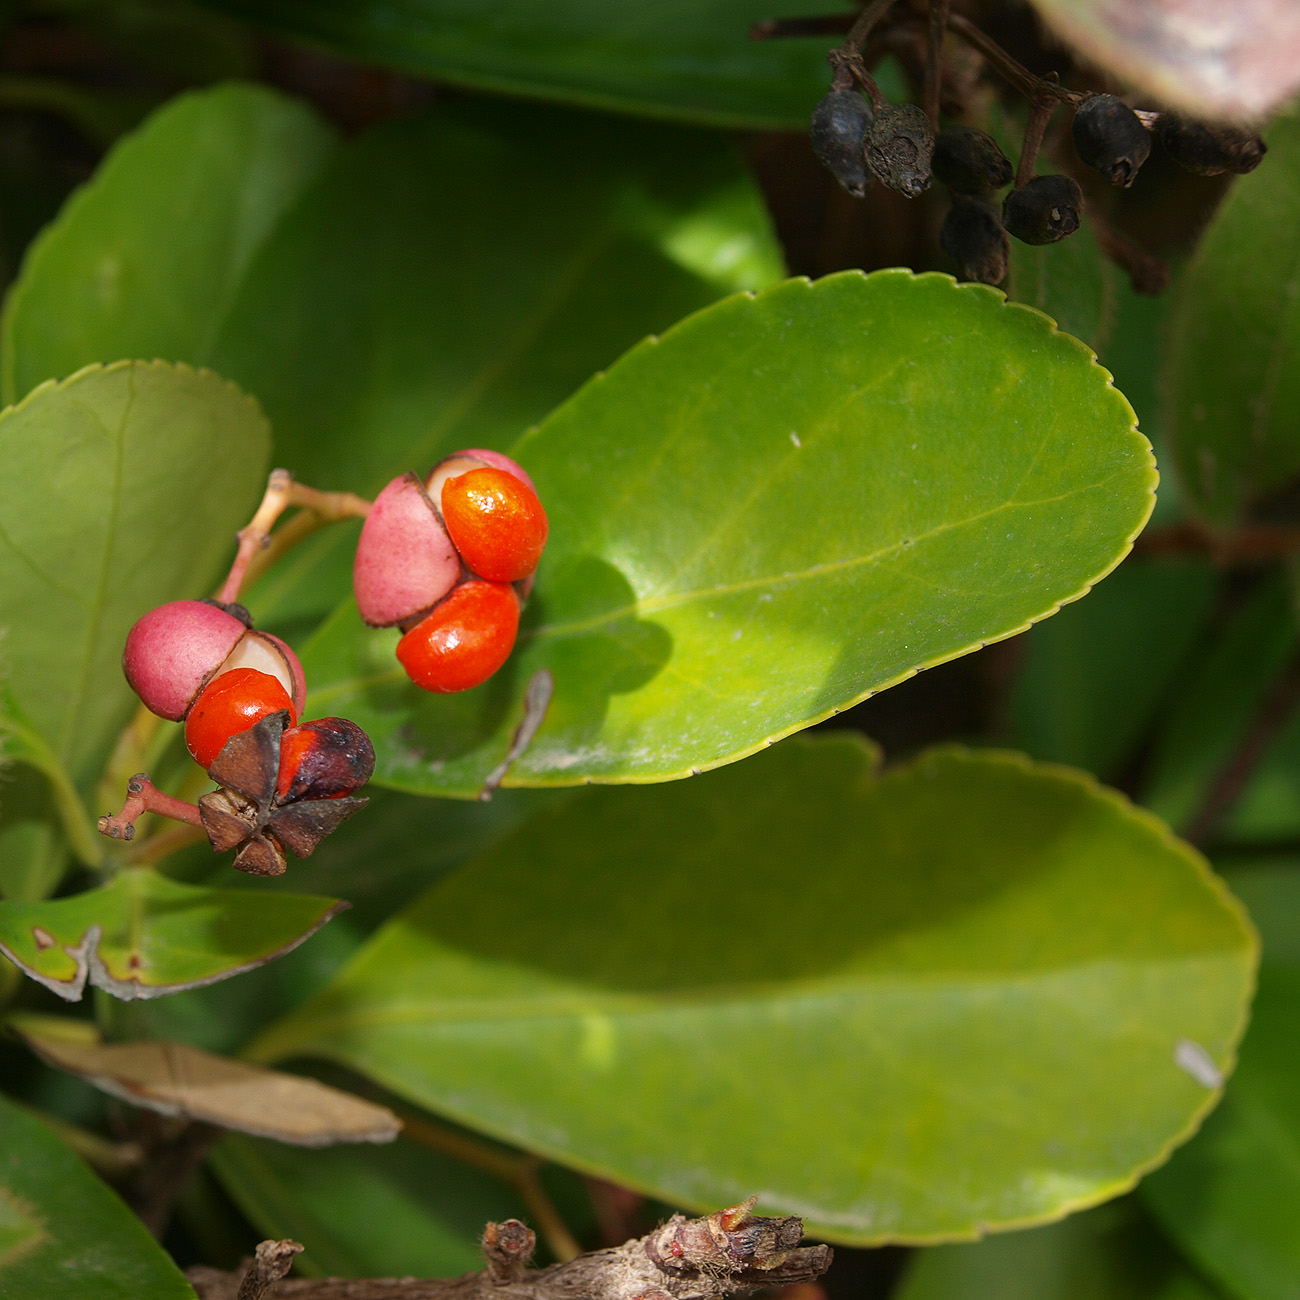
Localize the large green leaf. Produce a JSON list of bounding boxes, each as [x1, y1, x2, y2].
[[896, 1198, 1222, 1300], [1, 82, 336, 405], [1143, 865, 1300, 1300], [210, 101, 784, 501], [0, 867, 345, 1001], [0, 361, 269, 898], [134, 786, 560, 1054], [1166, 110, 1300, 524], [195, 0, 850, 130], [247, 736, 1255, 1243], [211, 1131, 526, 1277], [0, 1091, 196, 1299], [0, 362, 269, 787], [1007, 558, 1217, 779], [301, 270, 1152, 794]]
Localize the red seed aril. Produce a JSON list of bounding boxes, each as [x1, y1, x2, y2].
[[275, 717, 376, 803], [396, 581, 520, 693], [185, 667, 296, 770], [441, 467, 549, 582]]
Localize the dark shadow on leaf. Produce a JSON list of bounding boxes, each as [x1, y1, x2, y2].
[[386, 556, 671, 779]]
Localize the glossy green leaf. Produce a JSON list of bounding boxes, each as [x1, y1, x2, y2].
[[1008, 558, 1216, 778], [0, 1091, 196, 1299], [195, 0, 850, 130], [1166, 110, 1300, 524], [210, 101, 784, 502], [1, 82, 336, 404], [0, 686, 101, 869], [134, 786, 560, 1054], [897, 1198, 1223, 1300], [301, 270, 1152, 794], [0, 867, 345, 1001], [1142, 574, 1297, 837], [248, 736, 1255, 1243], [0, 361, 270, 790], [212, 1131, 525, 1277], [1144, 865, 1300, 1300]]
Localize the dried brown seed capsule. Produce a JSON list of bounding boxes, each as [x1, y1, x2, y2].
[[1002, 174, 1083, 245], [932, 126, 1013, 194], [1158, 115, 1267, 176], [810, 88, 874, 197], [940, 196, 1010, 285], [1072, 95, 1151, 187], [865, 103, 935, 198]]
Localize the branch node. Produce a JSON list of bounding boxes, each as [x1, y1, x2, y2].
[[482, 1218, 537, 1284]]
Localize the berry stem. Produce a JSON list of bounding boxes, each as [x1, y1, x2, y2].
[[97, 773, 204, 842], [941, 10, 1079, 108], [827, 0, 897, 109], [216, 469, 373, 605], [1016, 90, 1058, 188], [922, 0, 949, 127]]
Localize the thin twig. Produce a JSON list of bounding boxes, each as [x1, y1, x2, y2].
[[1135, 521, 1300, 565], [399, 1114, 580, 1262], [923, 0, 949, 127], [1184, 642, 1300, 847], [943, 10, 1079, 105], [827, 0, 897, 107], [187, 1203, 834, 1300], [217, 470, 372, 606], [98, 773, 203, 842], [1016, 89, 1058, 187]]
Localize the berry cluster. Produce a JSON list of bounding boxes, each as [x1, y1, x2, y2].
[[354, 449, 547, 694], [806, 4, 1267, 288], [100, 446, 547, 873]]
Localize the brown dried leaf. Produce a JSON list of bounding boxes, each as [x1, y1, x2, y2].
[[12, 1017, 401, 1146], [1028, 0, 1300, 120]]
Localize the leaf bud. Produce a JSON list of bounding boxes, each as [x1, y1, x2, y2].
[[931, 126, 1013, 194], [865, 103, 935, 198], [810, 89, 873, 197], [1072, 95, 1151, 187], [1002, 174, 1083, 245], [940, 196, 1010, 285], [1157, 115, 1267, 176]]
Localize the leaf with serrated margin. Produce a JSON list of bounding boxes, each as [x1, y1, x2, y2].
[[0, 867, 345, 1001], [247, 735, 1254, 1243], [302, 270, 1153, 795]]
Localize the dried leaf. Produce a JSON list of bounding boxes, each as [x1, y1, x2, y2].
[[12, 1016, 400, 1146], [1028, 0, 1300, 121]]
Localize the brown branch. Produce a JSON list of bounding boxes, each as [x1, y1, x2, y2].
[[1135, 521, 1300, 565], [1184, 642, 1300, 847], [922, 0, 949, 127], [187, 1204, 833, 1300]]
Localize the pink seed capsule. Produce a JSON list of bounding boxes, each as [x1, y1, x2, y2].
[[122, 600, 308, 724], [122, 600, 247, 722], [353, 472, 461, 628]]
